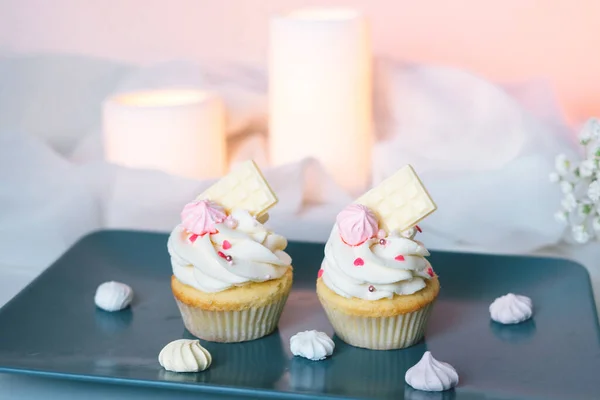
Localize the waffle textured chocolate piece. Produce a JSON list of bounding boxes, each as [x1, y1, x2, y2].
[[356, 165, 436, 233], [197, 160, 278, 216]]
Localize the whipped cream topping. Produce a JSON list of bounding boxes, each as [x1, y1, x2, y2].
[[94, 281, 133, 312], [158, 339, 212, 372], [405, 351, 459, 392], [489, 293, 533, 324], [320, 225, 433, 300], [168, 209, 292, 293], [401, 226, 419, 240], [290, 330, 335, 361]]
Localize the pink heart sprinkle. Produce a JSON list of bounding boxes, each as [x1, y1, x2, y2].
[[189, 234, 199, 243], [395, 255, 405, 262], [427, 267, 434, 277], [217, 251, 227, 259], [318, 269, 324, 278], [222, 240, 232, 250], [354, 258, 365, 267]]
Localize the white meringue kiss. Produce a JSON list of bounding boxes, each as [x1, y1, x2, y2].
[[94, 281, 133, 312], [290, 330, 335, 361], [405, 351, 459, 392], [489, 293, 533, 324], [158, 339, 212, 372]]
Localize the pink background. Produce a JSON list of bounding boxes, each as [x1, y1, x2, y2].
[[1, 0, 599, 124]]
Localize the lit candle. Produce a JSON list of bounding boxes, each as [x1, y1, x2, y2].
[[269, 8, 373, 194], [103, 89, 226, 180]]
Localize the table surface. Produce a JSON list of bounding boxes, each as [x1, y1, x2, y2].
[[0, 230, 597, 398]]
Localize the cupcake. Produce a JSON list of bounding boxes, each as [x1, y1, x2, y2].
[[167, 160, 293, 342], [317, 165, 439, 350]]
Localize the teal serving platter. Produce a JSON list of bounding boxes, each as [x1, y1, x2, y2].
[[0, 230, 598, 400]]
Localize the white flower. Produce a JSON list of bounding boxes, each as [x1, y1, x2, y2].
[[589, 181, 600, 202], [593, 216, 600, 233], [579, 160, 597, 177], [555, 154, 571, 176], [579, 118, 600, 146], [579, 131, 592, 145], [560, 181, 573, 193], [572, 225, 591, 244], [577, 203, 593, 217], [580, 118, 600, 144], [561, 193, 578, 212], [552, 118, 600, 243], [554, 211, 568, 223]]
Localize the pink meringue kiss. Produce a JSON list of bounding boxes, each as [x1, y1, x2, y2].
[[336, 204, 379, 246], [181, 199, 227, 236]]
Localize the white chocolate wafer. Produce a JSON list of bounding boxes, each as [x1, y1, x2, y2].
[[356, 165, 436, 233], [197, 160, 278, 216]]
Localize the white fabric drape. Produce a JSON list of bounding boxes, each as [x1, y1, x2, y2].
[[0, 54, 580, 271]]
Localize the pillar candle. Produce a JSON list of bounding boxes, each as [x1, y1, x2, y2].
[[269, 8, 373, 194], [103, 89, 226, 180]]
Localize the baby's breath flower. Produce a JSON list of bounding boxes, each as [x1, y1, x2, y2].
[[560, 181, 573, 193], [553, 118, 599, 243], [589, 181, 600, 203], [585, 146, 600, 159], [578, 203, 593, 216], [555, 154, 571, 176], [561, 193, 578, 212], [580, 128, 593, 146], [593, 216, 600, 233], [572, 225, 591, 244], [580, 118, 600, 144], [588, 118, 600, 139], [554, 211, 568, 223], [579, 160, 597, 177]]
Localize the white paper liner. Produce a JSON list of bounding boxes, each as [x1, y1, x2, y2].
[[322, 302, 434, 350], [175, 294, 289, 343]]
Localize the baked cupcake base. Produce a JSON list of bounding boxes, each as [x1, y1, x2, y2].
[[172, 269, 293, 343], [316, 276, 439, 350]]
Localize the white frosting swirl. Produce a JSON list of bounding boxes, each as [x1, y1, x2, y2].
[[158, 339, 212, 372], [405, 351, 459, 392], [489, 293, 533, 324], [168, 209, 292, 293], [290, 330, 335, 361], [321, 226, 433, 300]]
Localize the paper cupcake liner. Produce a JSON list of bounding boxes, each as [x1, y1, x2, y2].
[[321, 302, 434, 350], [175, 294, 289, 343]]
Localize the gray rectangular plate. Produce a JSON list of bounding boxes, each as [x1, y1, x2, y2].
[[0, 231, 598, 400]]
